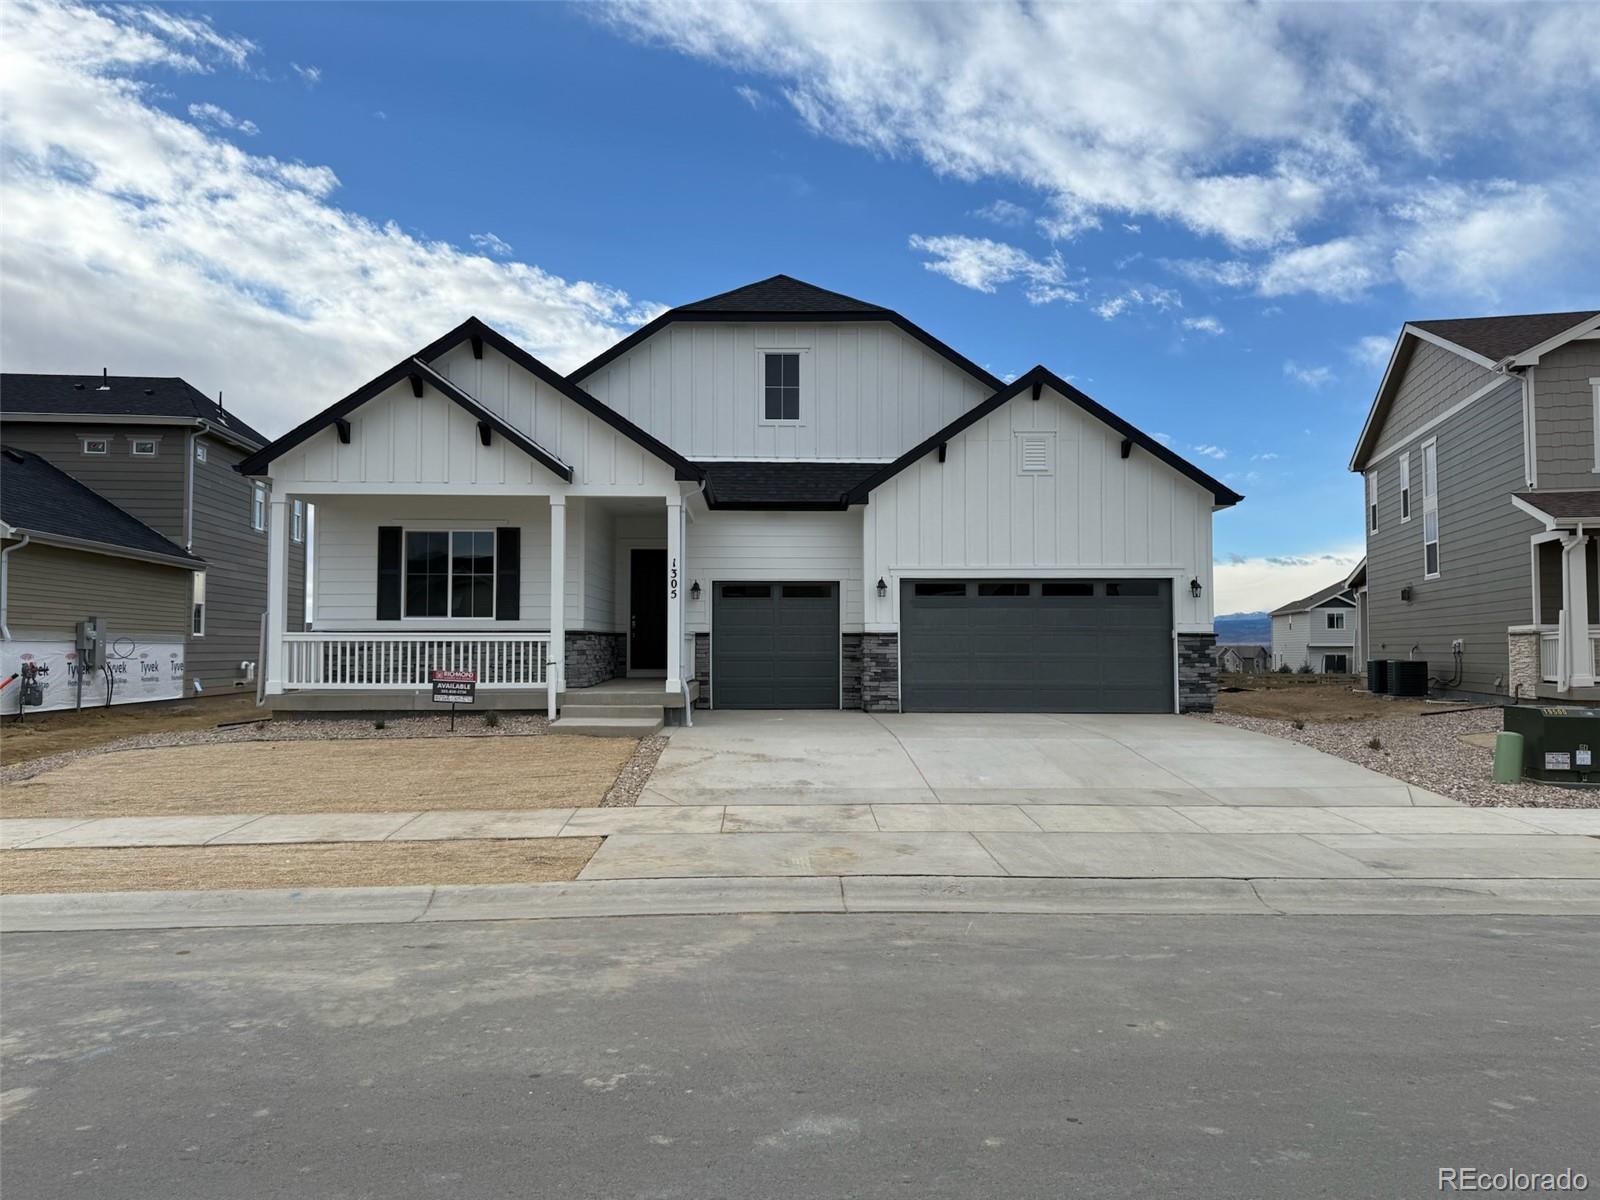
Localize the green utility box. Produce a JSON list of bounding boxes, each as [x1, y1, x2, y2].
[[1502, 705, 1600, 786]]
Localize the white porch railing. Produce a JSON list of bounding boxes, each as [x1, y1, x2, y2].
[[1536, 624, 1600, 685], [282, 632, 550, 690]]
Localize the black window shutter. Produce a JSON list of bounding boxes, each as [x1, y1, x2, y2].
[[376, 526, 402, 620], [495, 527, 520, 621]]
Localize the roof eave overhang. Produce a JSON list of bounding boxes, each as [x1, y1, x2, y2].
[[0, 411, 263, 452], [1511, 494, 1600, 530], [5, 528, 204, 570], [1509, 314, 1600, 366]]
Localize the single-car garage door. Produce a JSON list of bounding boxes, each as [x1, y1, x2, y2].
[[713, 582, 840, 709], [901, 579, 1172, 712]]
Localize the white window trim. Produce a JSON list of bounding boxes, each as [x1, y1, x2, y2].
[[755, 348, 809, 427], [1591, 378, 1600, 472], [130, 437, 159, 456], [1398, 452, 1411, 523], [402, 528, 497, 621], [1421, 436, 1440, 580], [1367, 471, 1378, 534], [1327, 611, 1346, 630], [80, 437, 110, 455], [251, 483, 267, 532], [195, 443, 208, 464], [191, 571, 206, 637], [292, 499, 305, 544]]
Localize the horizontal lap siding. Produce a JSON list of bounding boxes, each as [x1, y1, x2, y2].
[[862, 386, 1215, 633], [685, 511, 863, 633], [581, 322, 991, 460], [1534, 341, 1600, 489], [1271, 613, 1309, 670], [0, 423, 189, 541], [1372, 342, 1495, 458], [1366, 380, 1534, 694], [5, 542, 188, 642]]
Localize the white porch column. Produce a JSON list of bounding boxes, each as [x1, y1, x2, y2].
[[264, 495, 289, 696], [549, 497, 566, 717], [665, 494, 684, 696], [1562, 532, 1593, 688]]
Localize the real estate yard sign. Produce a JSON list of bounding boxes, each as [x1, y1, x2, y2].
[[431, 669, 476, 729]]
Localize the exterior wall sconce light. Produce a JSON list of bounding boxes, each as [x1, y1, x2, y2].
[[689, 580, 701, 601], [876, 577, 888, 599], [1189, 577, 1202, 599]]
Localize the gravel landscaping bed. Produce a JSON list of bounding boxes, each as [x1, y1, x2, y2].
[[1199, 708, 1599, 809], [602, 735, 668, 808], [1, 712, 552, 786]]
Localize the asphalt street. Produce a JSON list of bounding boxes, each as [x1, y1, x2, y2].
[[2, 914, 1596, 1199]]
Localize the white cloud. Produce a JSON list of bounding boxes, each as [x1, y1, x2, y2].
[[1181, 315, 1224, 335], [1094, 285, 1180, 320], [972, 198, 1029, 227], [1284, 360, 1335, 388], [0, 0, 663, 439], [1251, 451, 1280, 462], [606, 2, 1599, 300], [908, 234, 1081, 304], [1162, 258, 1255, 289], [1350, 335, 1394, 369], [1214, 546, 1363, 616], [290, 61, 321, 86], [1151, 431, 1173, 447], [1122, 222, 1141, 234], [733, 83, 765, 108], [186, 101, 258, 136], [470, 232, 514, 258], [1191, 444, 1227, 460]]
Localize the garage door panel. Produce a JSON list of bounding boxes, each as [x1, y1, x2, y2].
[[713, 582, 840, 710], [901, 579, 1172, 713]]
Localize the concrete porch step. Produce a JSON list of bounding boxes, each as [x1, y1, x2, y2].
[[557, 680, 698, 709], [560, 703, 665, 720], [551, 715, 664, 737]]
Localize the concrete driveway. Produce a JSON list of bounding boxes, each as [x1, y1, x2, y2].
[[640, 711, 1429, 807]]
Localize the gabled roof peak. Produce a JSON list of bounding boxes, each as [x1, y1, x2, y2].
[[676, 274, 889, 315]]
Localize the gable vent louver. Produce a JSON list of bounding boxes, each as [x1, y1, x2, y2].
[[1016, 432, 1054, 475]]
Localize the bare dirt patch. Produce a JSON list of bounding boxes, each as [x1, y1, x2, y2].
[[1215, 674, 1438, 723], [2, 736, 634, 820], [1201, 707, 1598, 809], [0, 837, 601, 894], [1, 693, 264, 767]]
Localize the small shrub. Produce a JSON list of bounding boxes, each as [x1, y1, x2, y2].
[[1296, 662, 1314, 674], [1292, 719, 1305, 730], [1276, 663, 1293, 674], [1367, 735, 1383, 751], [484, 711, 501, 729], [373, 718, 386, 731]]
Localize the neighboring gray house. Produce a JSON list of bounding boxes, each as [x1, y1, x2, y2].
[[1270, 580, 1357, 673], [1349, 309, 1600, 699], [1215, 643, 1270, 674], [1, 374, 306, 698]]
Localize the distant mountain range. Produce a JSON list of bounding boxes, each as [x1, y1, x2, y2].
[[1215, 611, 1271, 644]]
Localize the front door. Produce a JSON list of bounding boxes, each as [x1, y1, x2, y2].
[[629, 548, 667, 671]]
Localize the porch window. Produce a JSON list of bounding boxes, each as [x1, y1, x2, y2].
[[404, 530, 495, 618], [1398, 452, 1410, 522], [761, 351, 801, 422], [1422, 437, 1440, 578]]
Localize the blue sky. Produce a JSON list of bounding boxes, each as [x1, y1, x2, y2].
[[3, 1, 1596, 610]]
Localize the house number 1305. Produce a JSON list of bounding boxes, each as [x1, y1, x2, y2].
[[669, 558, 679, 600]]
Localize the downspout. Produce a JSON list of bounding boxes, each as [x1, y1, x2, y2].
[[184, 429, 196, 549], [1, 531, 30, 641], [679, 478, 709, 727]]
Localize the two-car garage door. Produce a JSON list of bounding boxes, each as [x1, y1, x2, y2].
[[900, 579, 1173, 713]]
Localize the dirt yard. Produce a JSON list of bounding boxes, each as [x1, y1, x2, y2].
[[1, 736, 635, 820], [0, 837, 601, 894], [1215, 673, 1439, 723], [1, 693, 264, 767]]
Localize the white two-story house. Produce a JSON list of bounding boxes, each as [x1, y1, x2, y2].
[[241, 276, 1240, 728]]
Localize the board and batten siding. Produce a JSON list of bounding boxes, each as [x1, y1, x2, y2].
[[311, 495, 576, 631], [682, 509, 864, 634], [1533, 340, 1600, 490], [1365, 378, 1535, 694], [580, 322, 993, 461], [269, 344, 675, 495], [3, 541, 189, 641], [1371, 340, 1496, 459], [861, 385, 1215, 632]]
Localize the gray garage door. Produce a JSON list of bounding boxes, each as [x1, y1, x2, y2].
[[901, 579, 1172, 712], [713, 582, 840, 709]]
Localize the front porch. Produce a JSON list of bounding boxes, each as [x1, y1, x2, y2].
[[1509, 525, 1600, 700]]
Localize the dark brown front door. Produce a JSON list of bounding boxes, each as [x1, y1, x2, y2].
[[629, 548, 667, 670]]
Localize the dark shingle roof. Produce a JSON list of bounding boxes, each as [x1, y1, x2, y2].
[[1216, 643, 1269, 658], [698, 461, 881, 508], [676, 274, 889, 315], [0, 447, 201, 565], [1410, 311, 1598, 362], [1513, 490, 1600, 521], [1270, 580, 1352, 617], [1, 373, 270, 448]]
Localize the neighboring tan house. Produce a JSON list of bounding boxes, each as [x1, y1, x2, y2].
[[1270, 580, 1358, 673], [1349, 309, 1600, 700], [0, 373, 306, 699], [1215, 643, 1270, 674], [2, 447, 202, 711], [238, 275, 1242, 729]]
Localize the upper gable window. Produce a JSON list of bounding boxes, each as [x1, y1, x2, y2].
[[81, 437, 109, 455], [130, 438, 158, 457], [761, 351, 801, 423]]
